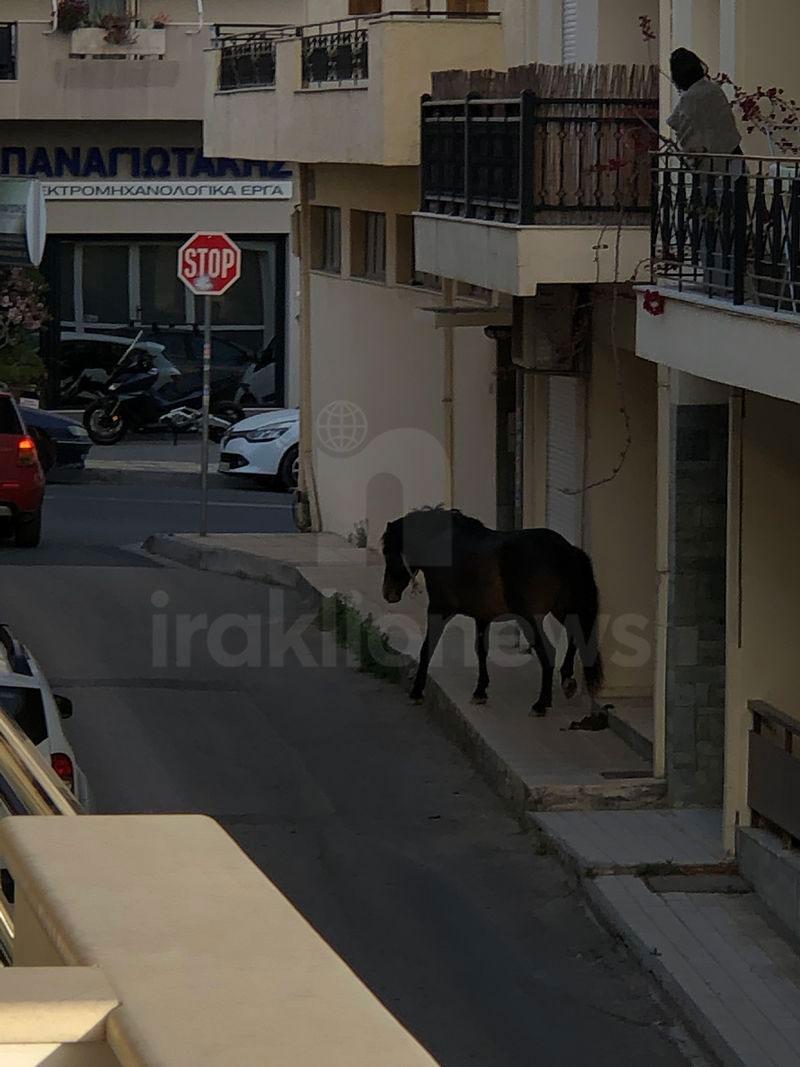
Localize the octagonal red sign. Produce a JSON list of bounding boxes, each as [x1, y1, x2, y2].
[[178, 232, 242, 296]]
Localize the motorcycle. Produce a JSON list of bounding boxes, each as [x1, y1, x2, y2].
[[83, 348, 244, 446]]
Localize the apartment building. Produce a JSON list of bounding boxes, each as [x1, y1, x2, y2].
[[0, 0, 301, 404], [206, 2, 667, 732], [638, 0, 800, 935]]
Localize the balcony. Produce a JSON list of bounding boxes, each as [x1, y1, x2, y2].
[[413, 68, 658, 294], [0, 20, 213, 122], [637, 152, 800, 403], [206, 12, 505, 168]]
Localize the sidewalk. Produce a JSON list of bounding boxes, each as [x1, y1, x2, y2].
[[144, 531, 663, 813], [144, 530, 800, 1066]]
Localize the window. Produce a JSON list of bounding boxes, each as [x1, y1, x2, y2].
[[312, 207, 342, 274], [396, 214, 441, 290], [447, 0, 488, 12], [349, 0, 382, 13], [457, 281, 493, 302], [140, 244, 186, 325], [82, 245, 129, 325], [0, 397, 22, 436], [352, 210, 386, 282], [0, 686, 47, 746]]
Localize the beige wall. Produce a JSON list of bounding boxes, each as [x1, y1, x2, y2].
[[597, 0, 660, 64], [205, 18, 505, 167], [724, 391, 800, 841], [585, 292, 658, 697], [308, 165, 496, 543]]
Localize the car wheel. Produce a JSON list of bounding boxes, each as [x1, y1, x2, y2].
[[278, 444, 299, 491], [15, 506, 42, 548]]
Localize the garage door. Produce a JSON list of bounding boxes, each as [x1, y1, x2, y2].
[[546, 375, 585, 545]]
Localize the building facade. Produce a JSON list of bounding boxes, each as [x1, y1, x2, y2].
[[0, 0, 301, 405]]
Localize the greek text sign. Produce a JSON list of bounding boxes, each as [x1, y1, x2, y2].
[[41, 181, 292, 201], [0, 146, 291, 181]]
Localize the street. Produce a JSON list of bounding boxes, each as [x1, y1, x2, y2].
[[0, 477, 697, 1066]]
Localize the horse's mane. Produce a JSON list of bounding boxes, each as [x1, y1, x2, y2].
[[383, 507, 488, 549]]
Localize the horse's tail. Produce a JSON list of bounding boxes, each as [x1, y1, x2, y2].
[[571, 546, 604, 697]]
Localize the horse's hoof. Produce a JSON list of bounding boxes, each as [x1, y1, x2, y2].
[[562, 677, 578, 700], [530, 704, 550, 718], [471, 694, 488, 706]]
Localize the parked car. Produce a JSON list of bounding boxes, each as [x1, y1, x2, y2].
[[0, 625, 90, 810], [0, 391, 45, 547], [19, 404, 92, 475], [218, 408, 299, 489], [59, 332, 181, 403]]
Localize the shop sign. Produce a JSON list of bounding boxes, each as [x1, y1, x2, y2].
[[41, 180, 292, 201], [0, 146, 291, 181]]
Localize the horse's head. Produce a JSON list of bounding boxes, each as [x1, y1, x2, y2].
[[381, 518, 418, 604]]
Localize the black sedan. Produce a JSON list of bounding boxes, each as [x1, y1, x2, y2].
[[20, 407, 92, 474]]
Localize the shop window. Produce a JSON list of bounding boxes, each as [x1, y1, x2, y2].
[[197, 249, 267, 327], [312, 207, 342, 274], [59, 243, 75, 322], [82, 245, 129, 325], [140, 244, 186, 325], [396, 215, 441, 290], [351, 210, 386, 282]]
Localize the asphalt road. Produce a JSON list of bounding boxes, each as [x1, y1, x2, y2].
[[0, 476, 700, 1066]]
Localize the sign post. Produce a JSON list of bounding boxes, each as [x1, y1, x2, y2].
[[177, 232, 242, 537]]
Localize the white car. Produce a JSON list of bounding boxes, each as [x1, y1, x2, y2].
[[0, 626, 90, 810], [218, 408, 299, 489]]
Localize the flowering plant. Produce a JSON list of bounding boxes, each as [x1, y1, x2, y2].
[[56, 0, 89, 32], [152, 12, 169, 29], [715, 75, 800, 153], [99, 13, 138, 46], [0, 269, 49, 388]]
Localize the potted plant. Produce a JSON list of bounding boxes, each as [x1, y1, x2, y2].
[[99, 12, 138, 47], [0, 269, 49, 395], [57, 0, 89, 33], [152, 12, 169, 29]]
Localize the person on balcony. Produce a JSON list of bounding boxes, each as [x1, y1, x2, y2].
[[668, 48, 742, 168]]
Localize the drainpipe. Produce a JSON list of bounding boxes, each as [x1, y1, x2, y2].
[[442, 278, 455, 508], [187, 0, 205, 34], [296, 163, 320, 531], [653, 363, 672, 780]]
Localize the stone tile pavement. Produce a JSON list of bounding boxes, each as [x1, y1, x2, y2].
[[591, 875, 800, 1067]]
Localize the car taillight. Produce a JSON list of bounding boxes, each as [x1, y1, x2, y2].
[[50, 752, 74, 791], [17, 437, 37, 467]]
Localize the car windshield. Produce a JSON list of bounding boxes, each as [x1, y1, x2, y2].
[[0, 686, 48, 746]]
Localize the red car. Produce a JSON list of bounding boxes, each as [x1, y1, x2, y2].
[[0, 392, 45, 548]]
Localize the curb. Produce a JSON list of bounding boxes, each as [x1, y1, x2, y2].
[[67, 468, 230, 489], [144, 534, 665, 817]]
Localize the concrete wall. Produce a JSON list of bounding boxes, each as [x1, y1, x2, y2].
[[584, 292, 658, 698], [308, 164, 496, 544], [724, 391, 800, 840], [205, 17, 505, 167]]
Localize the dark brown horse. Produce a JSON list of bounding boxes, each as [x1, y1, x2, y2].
[[381, 508, 603, 716]]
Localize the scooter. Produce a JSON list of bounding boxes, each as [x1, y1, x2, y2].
[[83, 349, 244, 445]]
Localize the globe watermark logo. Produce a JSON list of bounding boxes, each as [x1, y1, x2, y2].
[[316, 400, 368, 456]]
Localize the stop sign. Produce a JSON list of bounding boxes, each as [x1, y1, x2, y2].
[[178, 232, 242, 296]]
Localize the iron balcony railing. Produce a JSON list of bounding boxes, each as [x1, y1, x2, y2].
[[420, 91, 658, 225], [748, 701, 800, 847], [216, 25, 295, 90], [0, 23, 16, 80], [652, 151, 800, 315], [300, 18, 369, 87]]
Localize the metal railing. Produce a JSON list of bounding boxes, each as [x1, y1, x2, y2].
[[300, 19, 368, 87], [652, 152, 800, 315], [748, 701, 800, 847], [218, 32, 284, 90], [420, 91, 658, 225], [0, 23, 16, 80]]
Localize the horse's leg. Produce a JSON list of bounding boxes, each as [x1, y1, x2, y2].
[[472, 620, 490, 705], [519, 616, 556, 717], [410, 613, 449, 703], [560, 634, 578, 699]]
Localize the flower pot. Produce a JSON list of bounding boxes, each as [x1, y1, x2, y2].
[[70, 27, 166, 56]]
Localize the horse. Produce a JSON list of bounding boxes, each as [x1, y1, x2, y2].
[[381, 508, 603, 717]]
